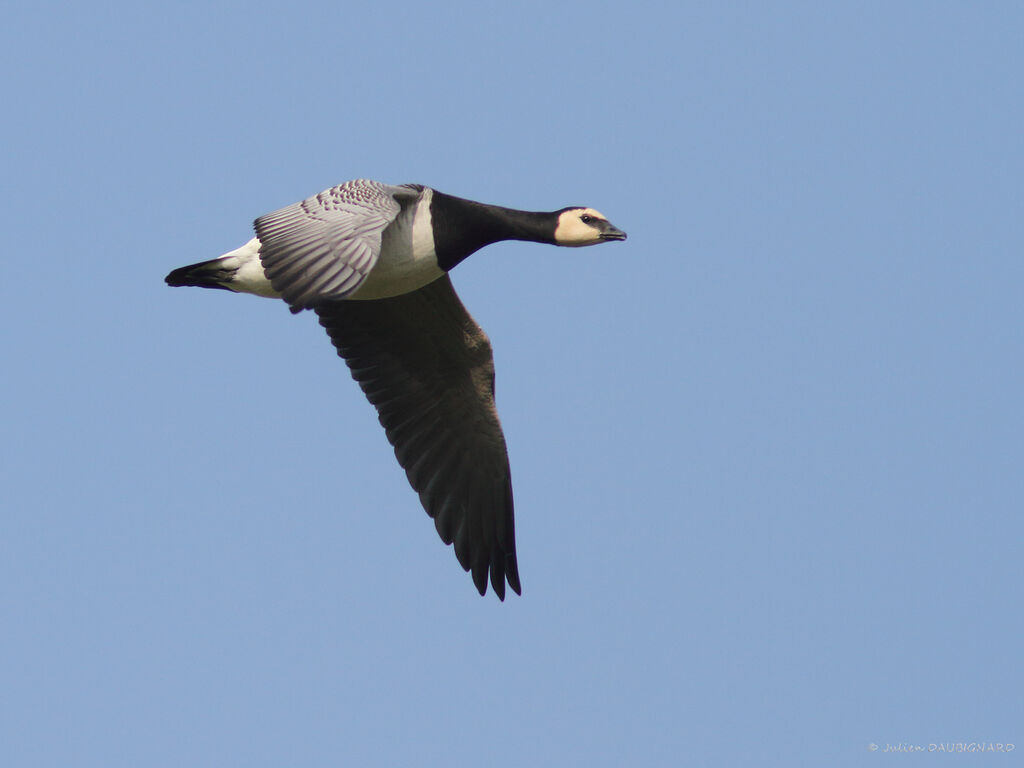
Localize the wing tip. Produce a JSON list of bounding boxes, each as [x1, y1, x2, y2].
[[461, 546, 521, 601], [483, 551, 522, 601]]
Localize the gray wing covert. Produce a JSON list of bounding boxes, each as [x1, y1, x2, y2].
[[254, 180, 418, 311], [314, 276, 521, 599]]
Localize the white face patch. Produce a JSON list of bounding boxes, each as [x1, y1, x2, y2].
[[554, 208, 610, 246]]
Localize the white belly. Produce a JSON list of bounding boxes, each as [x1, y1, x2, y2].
[[348, 187, 444, 300], [348, 252, 444, 300]]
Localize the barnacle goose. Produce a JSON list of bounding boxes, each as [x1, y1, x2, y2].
[[165, 179, 627, 599]]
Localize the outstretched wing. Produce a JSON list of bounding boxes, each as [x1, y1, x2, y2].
[[315, 276, 521, 599], [254, 180, 419, 311]]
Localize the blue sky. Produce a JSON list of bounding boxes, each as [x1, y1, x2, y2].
[[2, 2, 1021, 766]]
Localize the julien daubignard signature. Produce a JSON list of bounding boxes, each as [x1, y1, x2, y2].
[[868, 742, 1015, 753]]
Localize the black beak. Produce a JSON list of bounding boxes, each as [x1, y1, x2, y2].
[[600, 221, 627, 241]]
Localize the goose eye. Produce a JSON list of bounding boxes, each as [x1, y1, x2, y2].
[[580, 214, 593, 224]]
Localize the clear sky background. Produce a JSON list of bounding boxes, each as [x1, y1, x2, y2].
[[2, 2, 1021, 766]]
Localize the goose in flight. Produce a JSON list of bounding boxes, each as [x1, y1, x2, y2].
[[166, 179, 626, 599]]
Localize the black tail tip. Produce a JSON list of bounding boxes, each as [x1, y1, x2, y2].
[[164, 266, 192, 287], [165, 260, 234, 291]]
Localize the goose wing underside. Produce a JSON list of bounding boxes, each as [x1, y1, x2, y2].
[[315, 276, 521, 599], [255, 180, 419, 311]]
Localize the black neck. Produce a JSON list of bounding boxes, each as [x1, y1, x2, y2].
[[430, 191, 560, 271]]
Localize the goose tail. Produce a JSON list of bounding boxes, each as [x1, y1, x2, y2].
[[164, 238, 280, 300]]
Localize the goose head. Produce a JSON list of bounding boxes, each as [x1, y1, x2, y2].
[[553, 207, 627, 246]]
